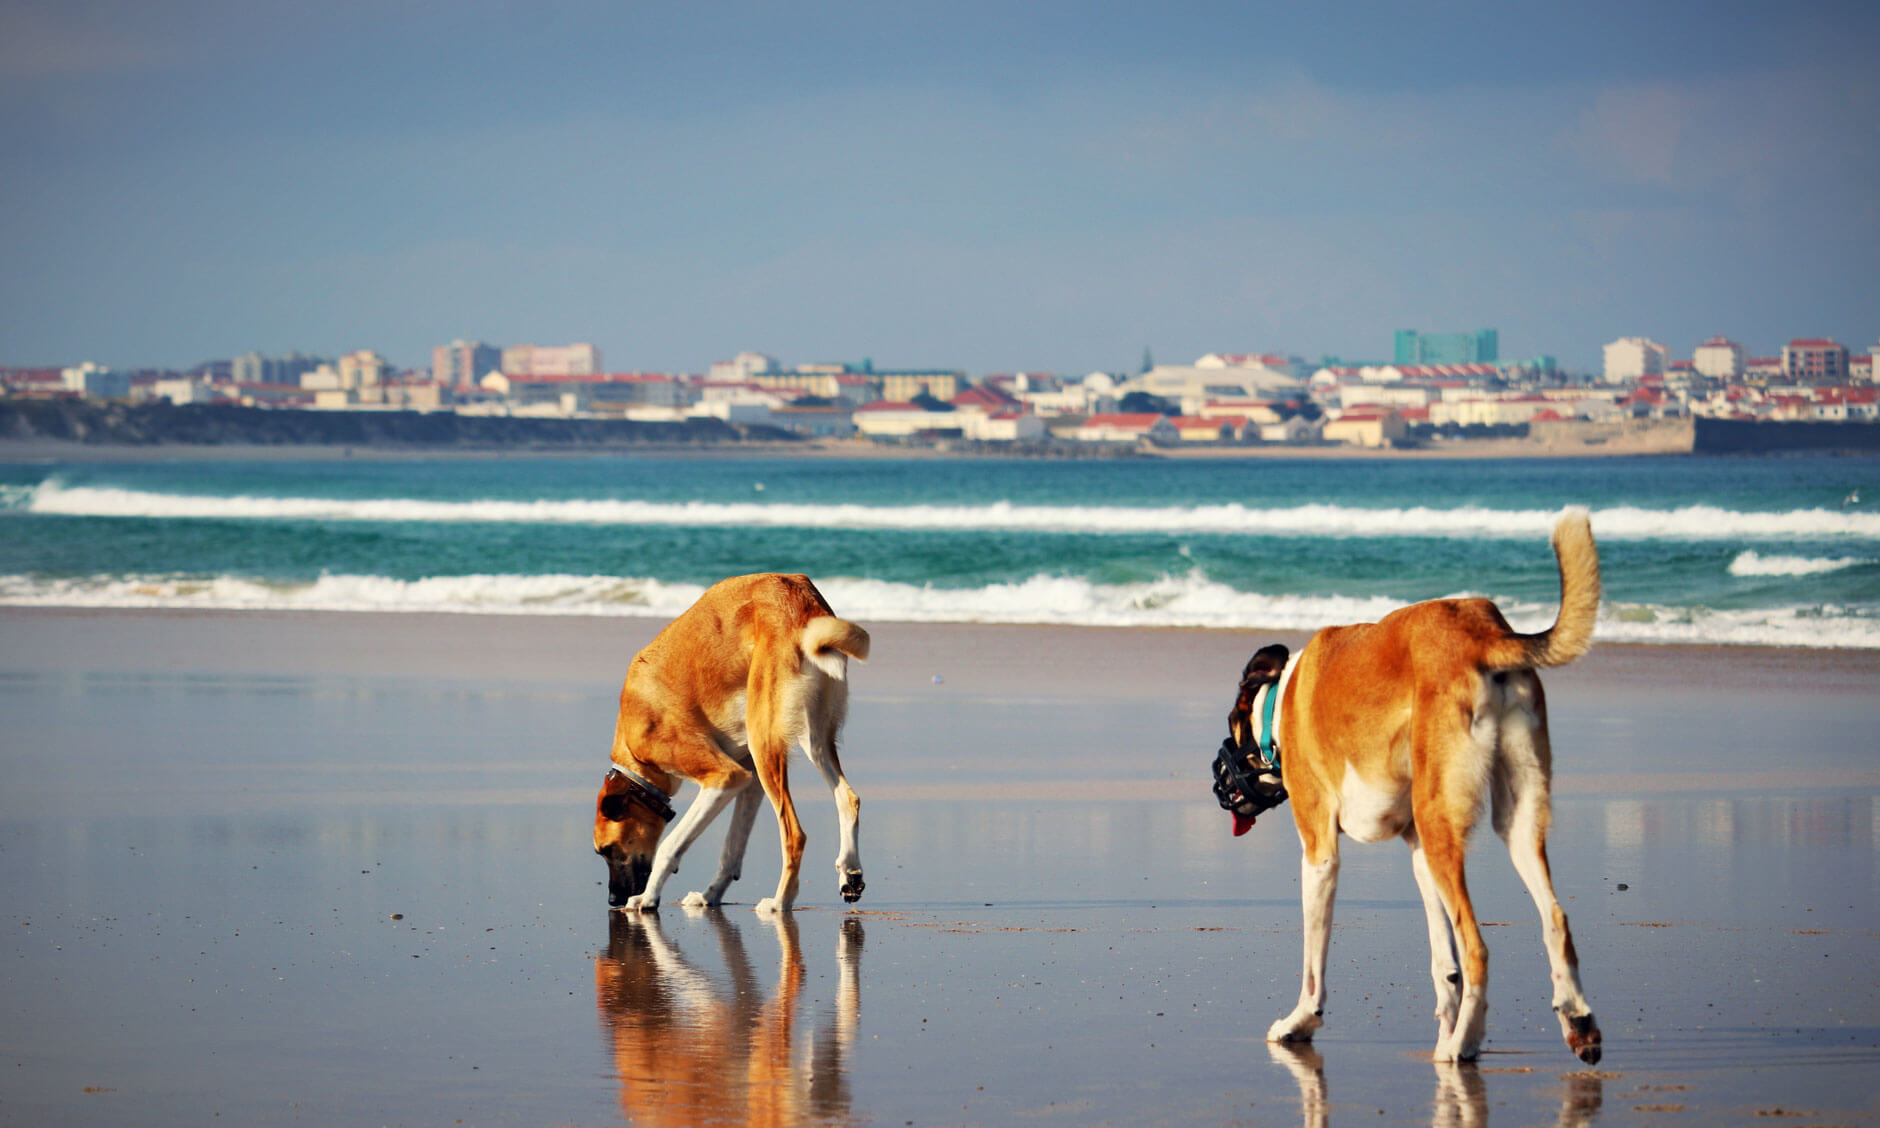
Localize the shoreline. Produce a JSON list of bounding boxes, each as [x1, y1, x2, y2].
[[0, 427, 1707, 464], [10, 604, 1879, 677]]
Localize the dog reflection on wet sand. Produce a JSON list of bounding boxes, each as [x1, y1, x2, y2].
[[594, 910, 862, 1127], [1267, 1043, 1604, 1128]]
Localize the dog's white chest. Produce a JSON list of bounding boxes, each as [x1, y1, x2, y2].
[[1337, 764, 1410, 843]]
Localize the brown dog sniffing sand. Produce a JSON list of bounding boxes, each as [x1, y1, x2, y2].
[[593, 573, 869, 914]]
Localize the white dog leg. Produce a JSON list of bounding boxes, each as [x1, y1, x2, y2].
[[1269, 848, 1338, 1043], [626, 784, 740, 912], [803, 739, 863, 904], [683, 782, 764, 910], [1409, 831, 1463, 1043]]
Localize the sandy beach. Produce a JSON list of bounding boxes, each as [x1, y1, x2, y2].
[[4, 606, 1878, 1125]]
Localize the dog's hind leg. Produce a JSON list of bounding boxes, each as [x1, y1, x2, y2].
[[1417, 814, 1488, 1062], [1269, 813, 1339, 1045], [802, 677, 864, 904], [751, 745, 804, 915], [1492, 675, 1601, 1064], [1414, 694, 1498, 1063], [683, 781, 764, 909], [1407, 826, 1463, 1044]]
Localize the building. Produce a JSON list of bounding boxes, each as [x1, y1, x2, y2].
[[1131, 359, 1305, 416], [1322, 408, 1408, 448], [1394, 329, 1498, 366], [707, 352, 780, 383], [337, 350, 390, 390], [501, 343, 601, 378], [1602, 337, 1667, 383], [148, 378, 213, 405], [1070, 413, 1179, 445], [232, 351, 324, 386], [1782, 338, 1849, 385], [432, 340, 501, 389], [1692, 337, 1744, 381], [961, 410, 1046, 442], [1429, 395, 1556, 427], [852, 402, 965, 440], [874, 369, 963, 402], [1170, 415, 1242, 443], [60, 362, 131, 399]]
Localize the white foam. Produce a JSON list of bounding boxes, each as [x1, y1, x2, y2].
[[1, 570, 1874, 648], [24, 482, 1880, 541], [1727, 550, 1871, 577]]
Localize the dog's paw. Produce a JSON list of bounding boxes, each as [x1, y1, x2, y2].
[[1267, 1011, 1323, 1044], [755, 897, 791, 915], [1563, 1010, 1602, 1065], [839, 870, 865, 903], [679, 891, 714, 911], [623, 894, 660, 913]]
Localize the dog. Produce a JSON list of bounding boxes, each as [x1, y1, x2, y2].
[[1216, 510, 1603, 1064], [592, 573, 870, 914]]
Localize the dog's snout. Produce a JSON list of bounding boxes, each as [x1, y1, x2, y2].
[[605, 854, 653, 907]]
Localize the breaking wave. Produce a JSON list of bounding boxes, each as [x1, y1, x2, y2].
[[2, 570, 1874, 649], [19, 482, 1880, 541], [1727, 551, 1871, 577]]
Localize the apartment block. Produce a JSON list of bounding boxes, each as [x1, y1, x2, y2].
[[1394, 328, 1498, 366], [1692, 337, 1744, 380], [1782, 338, 1849, 384], [432, 340, 501, 389], [1602, 337, 1667, 383], [502, 343, 601, 378]]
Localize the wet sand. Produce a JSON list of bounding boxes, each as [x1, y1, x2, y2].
[[3, 608, 1878, 1125]]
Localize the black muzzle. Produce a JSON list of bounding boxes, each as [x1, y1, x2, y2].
[[1212, 736, 1288, 835]]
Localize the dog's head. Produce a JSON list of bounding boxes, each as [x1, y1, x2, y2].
[[1212, 643, 1291, 836], [593, 767, 674, 907]]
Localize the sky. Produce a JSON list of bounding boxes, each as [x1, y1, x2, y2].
[[2, 1, 1876, 377]]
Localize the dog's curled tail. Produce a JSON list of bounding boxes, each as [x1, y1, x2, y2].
[[801, 615, 871, 678], [1486, 509, 1601, 671]]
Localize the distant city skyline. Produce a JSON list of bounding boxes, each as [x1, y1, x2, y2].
[[2, 1, 1875, 376]]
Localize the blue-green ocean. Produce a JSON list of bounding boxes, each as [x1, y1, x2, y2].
[[3, 453, 1878, 648]]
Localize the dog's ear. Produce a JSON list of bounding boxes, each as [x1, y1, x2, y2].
[[1228, 644, 1290, 747], [1240, 644, 1290, 688], [597, 772, 632, 821]]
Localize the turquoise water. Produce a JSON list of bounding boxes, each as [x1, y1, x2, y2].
[[3, 453, 1878, 647]]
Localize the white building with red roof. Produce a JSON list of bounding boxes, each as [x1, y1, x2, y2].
[[1693, 337, 1745, 380], [1602, 337, 1668, 383], [1070, 413, 1178, 444]]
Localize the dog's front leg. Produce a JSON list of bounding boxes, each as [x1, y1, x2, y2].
[[682, 782, 764, 910], [1269, 845, 1339, 1044], [626, 784, 743, 912]]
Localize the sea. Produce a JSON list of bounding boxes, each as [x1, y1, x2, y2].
[[3, 451, 1878, 648]]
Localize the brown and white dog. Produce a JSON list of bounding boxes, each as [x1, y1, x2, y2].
[[592, 573, 870, 914], [1228, 510, 1603, 1064]]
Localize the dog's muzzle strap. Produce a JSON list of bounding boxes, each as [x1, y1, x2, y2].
[[607, 764, 676, 823], [1211, 662, 1291, 824]]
